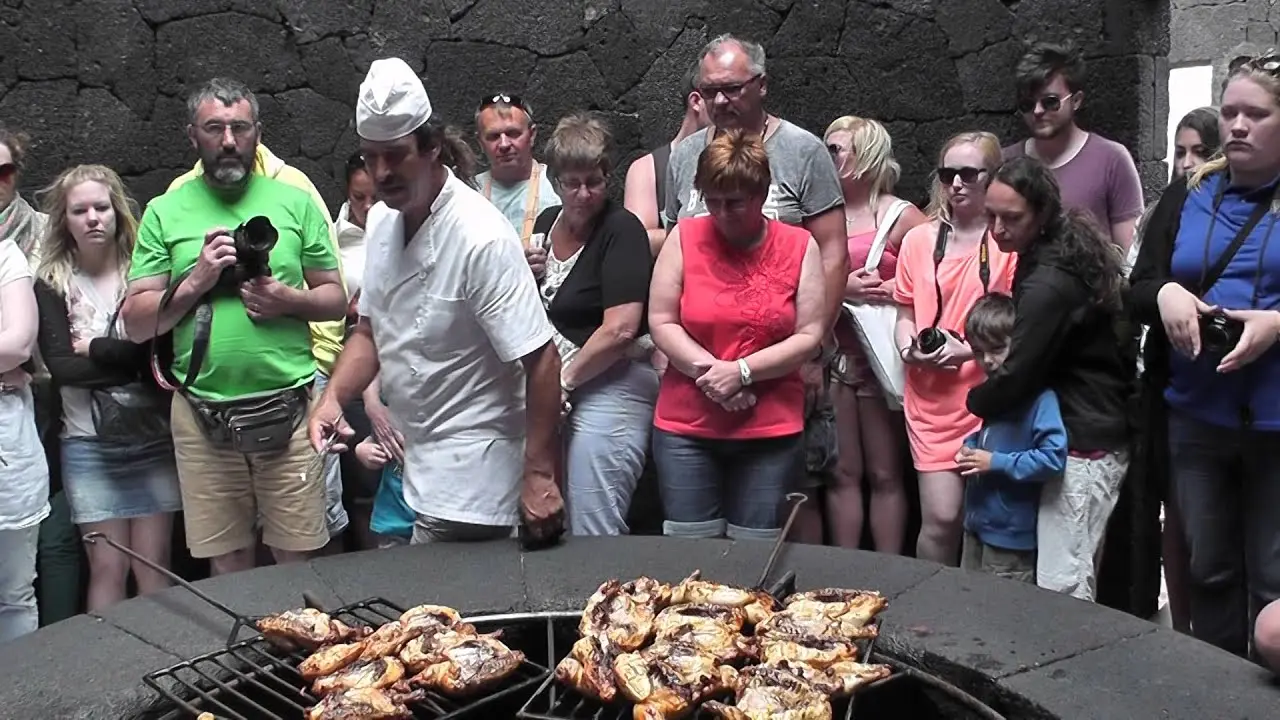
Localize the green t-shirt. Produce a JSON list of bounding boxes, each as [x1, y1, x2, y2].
[[130, 175, 338, 401]]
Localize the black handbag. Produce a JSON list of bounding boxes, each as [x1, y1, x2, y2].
[[90, 305, 172, 443]]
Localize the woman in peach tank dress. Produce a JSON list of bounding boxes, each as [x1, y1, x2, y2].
[[893, 132, 1016, 565]]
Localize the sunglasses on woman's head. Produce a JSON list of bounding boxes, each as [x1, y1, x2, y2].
[[477, 93, 533, 120], [1016, 92, 1074, 114], [937, 166, 984, 184], [1230, 54, 1280, 76]]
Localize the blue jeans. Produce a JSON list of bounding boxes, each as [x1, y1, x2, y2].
[[1169, 410, 1280, 657], [651, 429, 802, 541], [564, 360, 659, 536]]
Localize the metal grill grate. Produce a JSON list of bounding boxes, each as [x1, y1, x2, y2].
[[143, 598, 551, 720]]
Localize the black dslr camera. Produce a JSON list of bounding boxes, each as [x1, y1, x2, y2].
[[1199, 311, 1244, 356], [916, 327, 947, 355], [216, 216, 277, 290]]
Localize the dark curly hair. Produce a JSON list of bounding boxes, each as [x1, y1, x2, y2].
[[992, 156, 1125, 310]]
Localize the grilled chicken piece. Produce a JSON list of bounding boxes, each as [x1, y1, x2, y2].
[[312, 656, 407, 697], [670, 571, 776, 626], [398, 604, 475, 635], [554, 635, 620, 702], [304, 687, 424, 720], [256, 609, 369, 650], [613, 640, 739, 720], [580, 577, 672, 652], [300, 641, 369, 680], [358, 620, 426, 660], [703, 665, 832, 720], [398, 626, 471, 673], [399, 630, 526, 696], [773, 659, 893, 697], [784, 589, 888, 627], [653, 603, 747, 634], [755, 601, 879, 641], [758, 634, 860, 669]]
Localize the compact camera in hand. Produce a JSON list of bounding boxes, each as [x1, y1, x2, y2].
[[215, 216, 278, 290], [1199, 312, 1244, 356]]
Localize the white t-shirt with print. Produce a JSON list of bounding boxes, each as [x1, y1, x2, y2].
[[0, 239, 49, 530], [359, 170, 555, 527]]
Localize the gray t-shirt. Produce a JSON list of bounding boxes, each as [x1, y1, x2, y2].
[[476, 164, 561, 243], [662, 120, 844, 228]]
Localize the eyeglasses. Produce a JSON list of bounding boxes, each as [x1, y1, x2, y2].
[[1016, 92, 1076, 114], [1229, 54, 1280, 76], [478, 93, 533, 120], [937, 166, 985, 184], [555, 176, 607, 194], [0, 163, 16, 181], [696, 74, 762, 100], [199, 121, 256, 138]]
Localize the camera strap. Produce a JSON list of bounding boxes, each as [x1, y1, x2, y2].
[[928, 221, 990, 329], [1195, 177, 1279, 297], [149, 267, 213, 393]]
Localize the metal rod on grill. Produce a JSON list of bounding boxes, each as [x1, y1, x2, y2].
[[83, 531, 247, 623], [755, 491, 807, 589]]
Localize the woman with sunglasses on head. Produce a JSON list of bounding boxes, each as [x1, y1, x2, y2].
[[972, 156, 1131, 602], [649, 129, 825, 542], [33, 166, 180, 612], [526, 113, 657, 536], [822, 116, 926, 553], [894, 132, 1017, 566], [1130, 53, 1280, 656]]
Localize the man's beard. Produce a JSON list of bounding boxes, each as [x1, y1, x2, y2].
[[202, 147, 254, 188], [1030, 116, 1070, 140]]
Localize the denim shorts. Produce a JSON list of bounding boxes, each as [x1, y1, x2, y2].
[[61, 436, 182, 525]]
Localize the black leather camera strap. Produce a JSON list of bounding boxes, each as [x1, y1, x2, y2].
[[150, 267, 213, 393], [929, 221, 990, 329], [1196, 177, 1279, 297]]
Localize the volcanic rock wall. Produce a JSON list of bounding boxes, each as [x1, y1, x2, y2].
[[0, 0, 1170, 210], [1172, 0, 1278, 93]]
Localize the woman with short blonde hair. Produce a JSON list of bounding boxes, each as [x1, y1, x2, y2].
[[34, 165, 180, 612], [648, 129, 826, 541], [821, 116, 927, 553]]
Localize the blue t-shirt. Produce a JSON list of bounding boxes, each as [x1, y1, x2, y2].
[[370, 462, 414, 539], [1166, 173, 1280, 429]]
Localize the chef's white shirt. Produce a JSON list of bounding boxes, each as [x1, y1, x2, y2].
[[359, 169, 554, 526]]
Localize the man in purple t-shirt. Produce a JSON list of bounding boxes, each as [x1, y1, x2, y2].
[[1003, 43, 1145, 255]]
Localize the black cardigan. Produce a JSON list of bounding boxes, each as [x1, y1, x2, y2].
[[34, 279, 151, 390], [966, 241, 1135, 452]]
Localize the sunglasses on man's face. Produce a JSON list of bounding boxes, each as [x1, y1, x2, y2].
[[1230, 54, 1280, 76], [937, 166, 985, 184], [478, 93, 533, 120], [0, 164, 16, 182], [1016, 92, 1075, 114]]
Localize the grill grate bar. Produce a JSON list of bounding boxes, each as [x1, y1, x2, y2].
[[144, 670, 252, 720], [223, 647, 313, 706], [187, 660, 291, 718]]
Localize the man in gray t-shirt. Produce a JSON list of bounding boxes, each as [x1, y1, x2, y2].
[[661, 35, 847, 542], [664, 119, 843, 228]]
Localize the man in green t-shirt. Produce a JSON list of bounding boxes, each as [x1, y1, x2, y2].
[[121, 78, 346, 576]]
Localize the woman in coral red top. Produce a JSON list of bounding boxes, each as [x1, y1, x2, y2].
[[893, 131, 1017, 566], [648, 129, 826, 542]]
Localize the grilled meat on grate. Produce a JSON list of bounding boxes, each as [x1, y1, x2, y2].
[[772, 659, 893, 697], [703, 664, 833, 720], [757, 634, 860, 669], [754, 602, 880, 641], [783, 590, 888, 627], [579, 577, 672, 652], [256, 608, 371, 650], [301, 641, 372, 680], [554, 634, 620, 702], [613, 639, 739, 720], [396, 629, 526, 697], [670, 571, 777, 626], [311, 656, 407, 697], [304, 687, 425, 720]]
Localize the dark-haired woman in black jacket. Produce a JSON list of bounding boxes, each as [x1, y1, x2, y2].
[[969, 156, 1134, 602]]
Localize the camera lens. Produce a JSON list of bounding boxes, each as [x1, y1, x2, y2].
[[240, 216, 278, 252], [917, 327, 945, 354]]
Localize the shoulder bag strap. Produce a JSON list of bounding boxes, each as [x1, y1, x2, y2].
[[865, 199, 911, 273], [653, 142, 672, 219], [519, 164, 542, 248], [1195, 178, 1277, 296]]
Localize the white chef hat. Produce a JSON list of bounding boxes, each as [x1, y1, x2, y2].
[[356, 58, 433, 142]]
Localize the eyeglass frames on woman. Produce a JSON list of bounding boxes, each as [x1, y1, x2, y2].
[[477, 93, 533, 120], [1016, 92, 1076, 114], [936, 166, 985, 184]]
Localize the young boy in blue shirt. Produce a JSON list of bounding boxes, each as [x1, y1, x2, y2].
[[353, 430, 415, 548], [955, 293, 1068, 583]]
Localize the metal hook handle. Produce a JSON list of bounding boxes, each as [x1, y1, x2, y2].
[[755, 492, 807, 589], [82, 532, 259, 646]]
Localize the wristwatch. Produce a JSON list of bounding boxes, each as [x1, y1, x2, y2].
[[738, 358, 754, 386]]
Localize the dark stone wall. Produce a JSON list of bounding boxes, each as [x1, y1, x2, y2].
[[0, 0, 1169, 213], [1172, 0, 1276, 94]]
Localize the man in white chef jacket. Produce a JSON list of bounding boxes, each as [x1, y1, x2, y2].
[[308, 57, 566, 543]]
